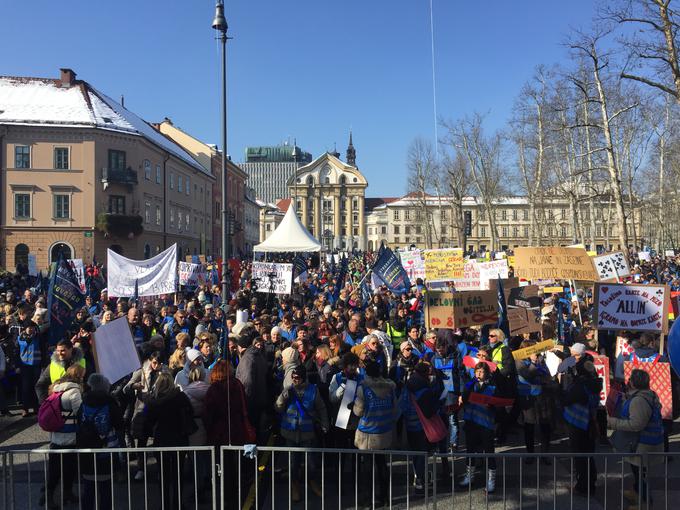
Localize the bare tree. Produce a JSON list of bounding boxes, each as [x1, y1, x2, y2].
[[603, 0, 680, 102], [438, 148, 472, 249], [407, 138, 438, 249]]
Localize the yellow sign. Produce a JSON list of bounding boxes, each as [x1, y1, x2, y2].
[[514, 246, 598, 281], [587, 251, 597, 257], [542, 286, 564, 294], [512, 339, 555, 360], [508, 256, 515, 267], [423, 249, 464, 283]]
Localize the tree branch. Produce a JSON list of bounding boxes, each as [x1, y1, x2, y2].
[[620, 72, 678, 98]]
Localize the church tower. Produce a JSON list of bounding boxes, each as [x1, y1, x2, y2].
[[346, 131, 356, 166]]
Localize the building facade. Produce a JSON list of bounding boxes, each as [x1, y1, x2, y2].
[[0, 69, 214, 271], [240, 143, 312, 204], [157, 119, 248, 257], [243, 186, 260, 252]]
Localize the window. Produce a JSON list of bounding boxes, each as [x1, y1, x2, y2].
[[513, 226, 519, 238], [405, 209, 411, 220], [353, 213, 358, 224], [502, 226, 508, 237], [15, 146, 30, 169], [353, 227, 358, 236], [548, 210, 554, 219], [107, 150, 126, 171], [415, 225, 422, 235], [14, 244, 29, 267], [523, 209, 529, 220], [266, 224, 271, 232], [561, 208, 567, 220], [186, 214, 190, 230], [108, 195, 125, 214], [381, 226, 387, 235], [523, 226, 529, 237], [585, 225, 591, 237], [156, 165, 161, 184], [352, 198, 358, 211], [512, 209, 518, 221], [596, 225, 602, 236], [561, 225, 567, 237], [416, 209, 423, 221], [584, 209, 590, 221], [144, 202, 150, 224], [404, 225, 411, 235], [394, 225, 400, 235], [54, 147, 69, 170], [501, 210, 508, 221], [393, 210, 400, 221], [548, 226, 554, 236], [170, 207, 175, 227], [480, 226, 486, 238], [143, 160, 151, 180], [53, 195, 70, 219], [170, 172, 174, 189], [177, 211, 182, 231], [186, 176, 190, 195], [178, 175, 183, 193], [479, 210, 486, 221], [442, 209, 448, 220], [394, 237, 400, 244], [14, 193, 30, 219], [441, 226, 447, 235], [156, 205, 161, 225]]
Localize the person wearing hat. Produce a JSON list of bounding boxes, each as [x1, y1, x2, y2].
[[174, 349, 208, 389], [559, 342, 600, 494], [274, 364, 328, 501], [389, 340, 420, 397], [235, 327, 268, 442], [17, 319, 42, 416]]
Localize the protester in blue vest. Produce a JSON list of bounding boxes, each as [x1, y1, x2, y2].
[[431, 337, 462, 452], [329, 352, 362, 450], [274, 364, 329, 502], [17, 320, 42, 416], [352, 359, 397, 507], [608, 368, 664, 506], [559, 343, 600, 495], [402, 361, 442, 493], [460, 362, 498, 493]]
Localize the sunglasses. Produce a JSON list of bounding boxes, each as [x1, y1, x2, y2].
[[489, 334, 497, 338], [403, 347, 413, 352]]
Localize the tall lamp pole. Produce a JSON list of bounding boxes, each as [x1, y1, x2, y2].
[[212, 1, 229, 304]]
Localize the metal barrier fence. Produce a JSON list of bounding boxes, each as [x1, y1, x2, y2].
[[1, 446, 678, 509]]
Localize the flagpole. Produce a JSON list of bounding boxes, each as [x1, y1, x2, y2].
[[357, 268, 373, 287]]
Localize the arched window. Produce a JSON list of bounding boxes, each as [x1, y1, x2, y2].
[[306, 175, 314, 186], [49, 242, 73, 262], [14, 243, 29, 268], [339, 175, 347, 185]]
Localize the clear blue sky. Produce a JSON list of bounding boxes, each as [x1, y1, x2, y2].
[[3, 0, 598, 197]]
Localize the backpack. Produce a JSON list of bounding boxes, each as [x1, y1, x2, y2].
[[38, 391, 67, 432], [76, 404, 111, 448]]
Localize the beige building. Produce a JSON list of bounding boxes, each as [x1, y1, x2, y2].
[[0, 68, 215, 270], [287, 150, 368, 250], [260, 200, 284, 242]]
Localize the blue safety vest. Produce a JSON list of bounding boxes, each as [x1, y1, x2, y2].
[[432, 355, 457, 393], [563, 381, 593, 431], [621, 397, 664, 446], [358, 386, 395, 434], [280, 384, 317, 433], [463, 380, 496, 430], [403, 387, 428, 432]]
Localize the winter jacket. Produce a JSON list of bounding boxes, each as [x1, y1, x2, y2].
[[204, 378, 251, 446], [183, 380, 210, 446], [235, 346, 269, 420], [174, 360, 209, 389], [49, 381, 82, 446], [145, 388, 193, 446], [35, 347, 86, 403], [123, 361, 169, 439], [275, 382, 329, 444], [353, 376, 397, 450], [78, 390, 124, 479]]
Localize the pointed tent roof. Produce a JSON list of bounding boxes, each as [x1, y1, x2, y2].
[[253, 206, 321, 253]]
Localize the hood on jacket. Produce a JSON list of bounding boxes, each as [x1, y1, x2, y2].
[[52, 380, 81, 394], [50, 346, 85, 368]]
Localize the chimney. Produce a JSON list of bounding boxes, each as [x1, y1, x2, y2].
[[59, 68, 77, 88]]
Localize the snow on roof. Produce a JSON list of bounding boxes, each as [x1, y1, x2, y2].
[[0, 76, 206, 175]]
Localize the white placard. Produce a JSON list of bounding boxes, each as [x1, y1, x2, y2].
[[593, 252, 630, 281], [638, 251, 651, 262], [93, 317, 141, 384], [478, 260, 509, 289], [68, 258, 86, 294], [178, 262, 206, 288], [252, 262, 293, 294], [107, 244, 177, 297], [453, 261, 482, 291], [27, 254, 37, 277], [594, 283, 668, 333], [400, 250, 426, 281], [335, 379, 357, 430], [545, 351, 561, 377], [665, 250, 675, 258]]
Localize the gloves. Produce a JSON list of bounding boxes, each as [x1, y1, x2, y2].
[[346, 402, 354, 411]]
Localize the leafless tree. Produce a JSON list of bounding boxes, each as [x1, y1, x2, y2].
[[406, 138, 438, 249], [438, 147, 472, 249]]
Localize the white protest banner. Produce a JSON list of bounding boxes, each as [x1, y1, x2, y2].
[[335, 379, 358, 429], [478, 260, 509, 289], [107, 244, 177, 297], [638, 251, 651, 262], [665, 250, 675, 258], [453, 262, 482, 291], [178, 262, 207, 288], [92, 317, 141, 384], [252, 262, 293, 294], [593, 283, 670, 333], [400, 250, 426, 281], [68, 258, 86, 294], [27, 254, 37, 277], [593, 252, 630, 281]]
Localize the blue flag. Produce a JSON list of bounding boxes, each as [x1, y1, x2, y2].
[[371, 246, 411, 295], [556, 300, 565, 344], [332, 255, 348, 302], [329, 255, 336, 275], [293, 255, 307, 280], [496, 275, 510, 339], [360, 278, 371, 306], [35, 270, 45, 296], [47, 257, 86, 346]]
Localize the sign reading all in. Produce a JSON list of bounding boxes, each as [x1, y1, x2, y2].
[[593, 283, 670, 333]]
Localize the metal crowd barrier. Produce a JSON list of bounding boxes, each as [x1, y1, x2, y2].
[[1, 446, 678, 510]]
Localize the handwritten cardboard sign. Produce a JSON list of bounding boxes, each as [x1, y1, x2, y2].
[[508, 307, 542, 336], [514, 246, 598, 281], [451, 290, 498, 328], [593, 283, 670, 333], [426, 291, 455, 329], [423, 248, 465, 283], [512, 339, 555, 360]]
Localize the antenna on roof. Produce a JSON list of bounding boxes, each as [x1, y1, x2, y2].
[[120, 95, 125, 108]]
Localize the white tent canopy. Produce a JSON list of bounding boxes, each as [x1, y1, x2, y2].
[[254, 206, 321, 253]]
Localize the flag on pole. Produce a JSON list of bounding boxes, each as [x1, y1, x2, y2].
[[371, 246, 411, 295], [293, 255, 308, 283], [332, 255, 348, 302], [47, 256, 86, 346], [360, 278, 372, 306], [496, 275, 510, 340]]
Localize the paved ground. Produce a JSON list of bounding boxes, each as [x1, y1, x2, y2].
[[2, 403, 680, 509]]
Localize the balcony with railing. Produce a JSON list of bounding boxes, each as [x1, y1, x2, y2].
[[101, 167, 138, 190]]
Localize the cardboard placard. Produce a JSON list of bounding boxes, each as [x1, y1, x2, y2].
[[450, 290, 498, 328], [542, 286, 565, 294], [251, 262, 293, 294], [400, 250, 426, 281], [514, 246, 599, 281], [512, 339, 555, 360], [508, 308, 542, 336], [426, 291, 455, 329], [591, 353, 610, 407], [506, 285, 541, 309], [453, 261, 481, 291], [478, 260, 510, 289], [593, 283, 670, 333], [487, 277, 520, 293], [423, 248, 465, 282]]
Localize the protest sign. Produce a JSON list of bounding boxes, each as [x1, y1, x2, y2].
[[426, 291, 455, 329], [335, 379, 358, 429], [27, 254, 37, 276], [453, 262, 481, 291], [93, 317, 141, 384], [252, 262, 293, 294], [591, 353, 610, 407], [423, 248, 464, 282], [508, 256, 515, 267], [615, 336, 635, 358], [67, 258, 86, 294], [451, 290, 498, 328], [512, 339, 555, 360], [399, 250, 426, 281], [178, 262, 207, 289], [487, 277, 519, 293], [508, 307, 542, 336], [638, 251, 651, 262], [624, 360, 673, 419], [506, 285, 541, 309], [107, 245, 177, 297], [593, 283, 670, 333], [478, 260, 509, 289], [593, 252, 630, 281], [542, 286, 565, 294], [665, 250, 675, 258], [513, 246, 598, 281]]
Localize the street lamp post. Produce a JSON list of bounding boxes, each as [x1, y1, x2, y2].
[[212, 1, 229, 304]]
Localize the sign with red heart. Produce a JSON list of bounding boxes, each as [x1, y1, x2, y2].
[[593, 283, 670, 335]]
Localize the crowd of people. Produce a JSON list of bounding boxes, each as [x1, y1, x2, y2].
[[0, 250, 677, 509]]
